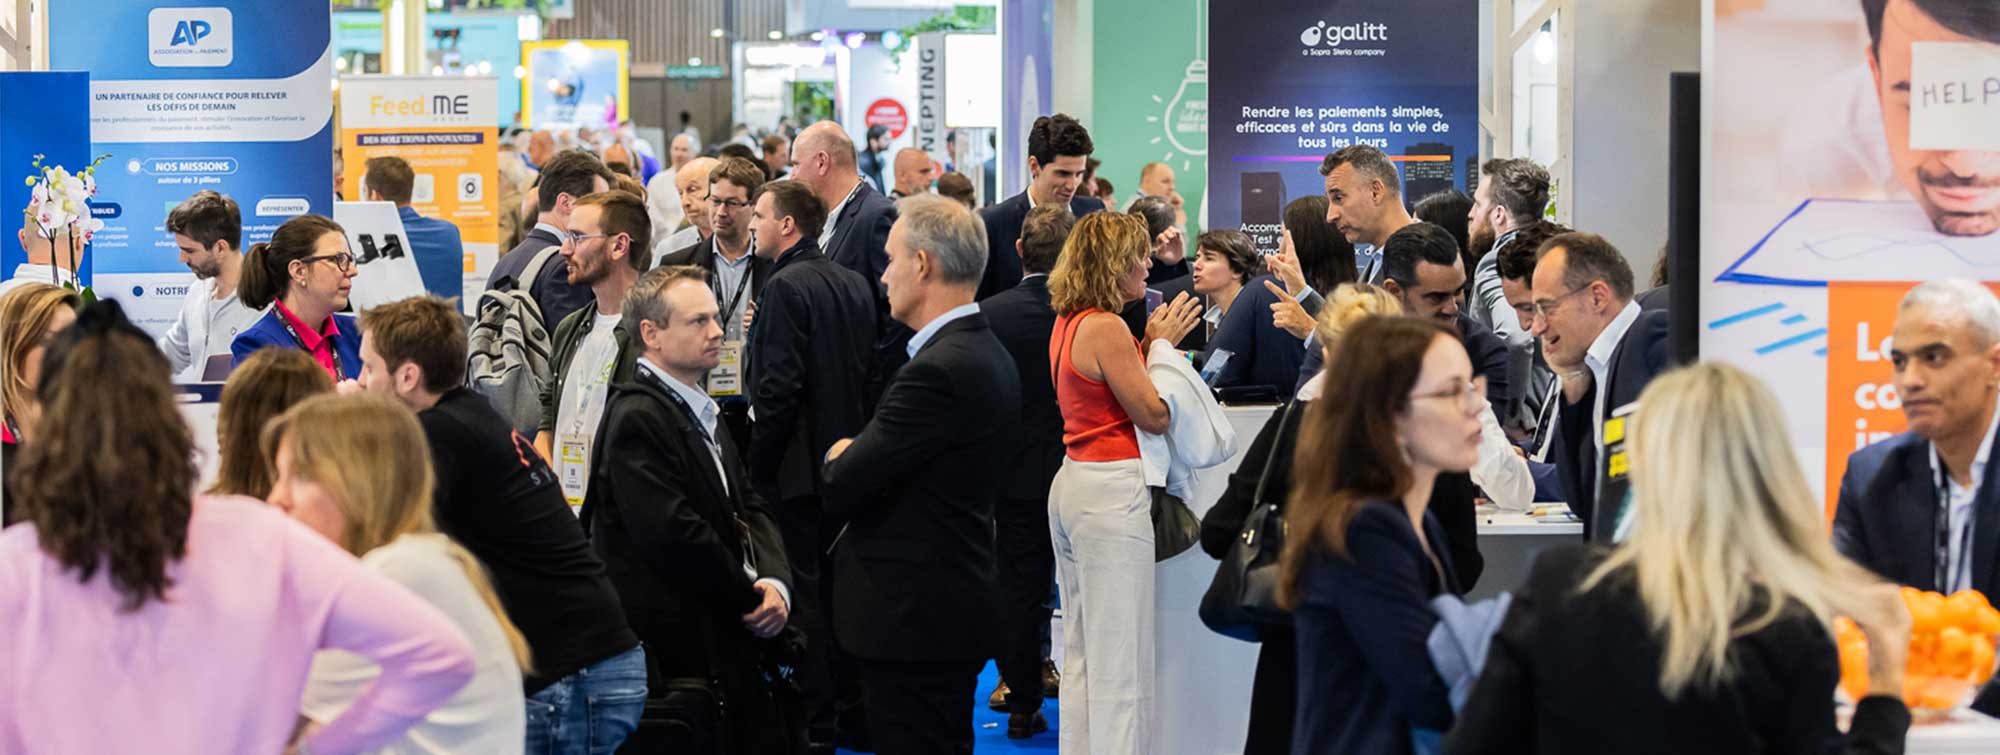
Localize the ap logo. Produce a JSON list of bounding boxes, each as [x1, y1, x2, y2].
[[148, 8, 232, 67], [169, 20, 213, 47]]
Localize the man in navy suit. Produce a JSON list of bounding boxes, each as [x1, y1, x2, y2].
[[1834, 278, 2000, 715], [792, 120, 906, 388], [977, 114, 1107, 301], [1529, 232, 1671, 541]]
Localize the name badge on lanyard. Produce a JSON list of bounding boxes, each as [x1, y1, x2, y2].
[[710, 340, 744, 397]]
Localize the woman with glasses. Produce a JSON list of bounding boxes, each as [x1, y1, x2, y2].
[[1280, 315, 1485, 754], [231, 214, 361, 380]]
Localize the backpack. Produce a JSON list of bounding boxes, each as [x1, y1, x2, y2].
[[467, 246, 561, 434]]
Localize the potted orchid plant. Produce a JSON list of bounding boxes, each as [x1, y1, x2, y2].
[[21, 152, 110, 304]]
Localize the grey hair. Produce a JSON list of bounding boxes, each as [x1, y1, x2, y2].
[[1320, 144, 1402, 197], [624, 265, 712, 330], [894, 194, 988, 286], [1902, 278, 2000, 348]]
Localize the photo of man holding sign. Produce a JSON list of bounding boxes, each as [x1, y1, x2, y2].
[[1865, 0, 2000, 237]]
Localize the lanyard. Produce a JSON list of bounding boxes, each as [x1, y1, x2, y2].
[[277, 311, 342, 378], [1936, 463, 1976, 593], [655, 371, 756, 567], [714, 251, 754, 330]]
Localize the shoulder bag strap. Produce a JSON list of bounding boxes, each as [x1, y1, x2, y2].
[[1251, 399, 1303, 507]]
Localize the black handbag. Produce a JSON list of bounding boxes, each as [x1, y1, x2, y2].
[[1152, 486, 1201, 562], [625, 677, 722, 754], [1199, 401, 1300, 641]]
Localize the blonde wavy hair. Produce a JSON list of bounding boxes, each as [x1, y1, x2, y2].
[[264, 393, 533, 672], [1049, 211, 1149, 316], [1579, 362, 1901, 697], [1312, 282, 1403, 352]]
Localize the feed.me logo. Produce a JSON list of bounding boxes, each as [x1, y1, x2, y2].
[[149, 8, 233, 68]]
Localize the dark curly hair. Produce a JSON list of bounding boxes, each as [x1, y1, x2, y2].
[[14, 300, 197, 612], [1028, 114, 1094, 167]]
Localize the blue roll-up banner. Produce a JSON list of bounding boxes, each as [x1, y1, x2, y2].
[[1001, 0, 1054, 202], [50, 0, 334, 336], [0, 72, 93, 287], [1208, 0, 1477, 255]]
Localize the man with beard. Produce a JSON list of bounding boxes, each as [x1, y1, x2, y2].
[[158, 190, 264, 381], [538, 191, 649, 511], [1466, 158, 1552, 427], [1864, 0, 2000, 237]]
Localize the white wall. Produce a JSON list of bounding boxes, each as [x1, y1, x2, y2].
[[1570, 0, 1699, 285], [1051, 0, 1091, 125]]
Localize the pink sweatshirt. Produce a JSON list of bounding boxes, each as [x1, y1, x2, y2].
[[0, 495, 476, 754]]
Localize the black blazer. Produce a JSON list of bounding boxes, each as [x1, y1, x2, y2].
[[822, 313, 1022, 663], [489, 225, 593, 335], [978, 275, 1065, 502], [1553, 308, 1671, 539], [746, 240, 879, 503], [976, 191, 1107, 301], [1444, 545, 1912, 755], [658, 236, 772, 304], [580, 366, 791, 680], [820, 181, 911, 399], [1835, 429, 2000, 597]]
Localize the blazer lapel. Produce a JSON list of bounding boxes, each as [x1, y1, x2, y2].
[[1974, 430, 2000, 594], [1899, 446, 1942, 591], [634, 369, 731, 506]]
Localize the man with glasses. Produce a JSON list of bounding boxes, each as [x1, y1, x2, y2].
[[1835, 280, 2000, 715], [660, 157, 769, 459], [490, 149, 616, 334], [537, 191, 650, 511], [1529, 231, 1669, 541]]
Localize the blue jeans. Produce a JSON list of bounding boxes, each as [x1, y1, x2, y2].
[[525, 645, 648, 755]]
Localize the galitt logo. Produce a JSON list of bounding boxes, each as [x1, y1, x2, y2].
[[1300, 20, 1390, 48], [170, 20, 214, 47]]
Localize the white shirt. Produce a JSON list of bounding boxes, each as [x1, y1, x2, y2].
[[299, 534, 526, 755], [1584, 300, 1644, 500], [1929, 403, 2000, 594], [0, 264, 76, 299], [905, 302, 981, 358], [636, 357, 792, 610], [816, 180, 864, 252], [644, 167, 684, 248], [555, 312, 624, 507], [157, 276, 264, 381]]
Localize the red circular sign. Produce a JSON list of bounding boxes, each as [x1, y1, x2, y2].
[[865, 99, 909, 139]]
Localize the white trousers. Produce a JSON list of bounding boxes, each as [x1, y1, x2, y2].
[[1049, 457, 1155, 755]]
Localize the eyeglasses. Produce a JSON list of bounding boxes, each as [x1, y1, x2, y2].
[[299, 253, 356, 272], [1410, 375, 1488, 411], [713, 198, 752, 210], [562, 230, 617, 246], [1530, 285, 1592, 320]]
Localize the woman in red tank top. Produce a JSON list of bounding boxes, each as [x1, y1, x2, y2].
[[1044, 212, 1199, 754]]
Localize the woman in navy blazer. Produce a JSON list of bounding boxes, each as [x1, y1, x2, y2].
[[229, 214, 361, 381], [1280, 315, 1484, 754]]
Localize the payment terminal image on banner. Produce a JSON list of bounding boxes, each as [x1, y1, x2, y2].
[[332, 201, 427, 311]]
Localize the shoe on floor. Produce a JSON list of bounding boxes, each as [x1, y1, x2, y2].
[[988, 679, 1010, 712], [1007, 710, 1050, 739], [1042, 658, 1060, 699]]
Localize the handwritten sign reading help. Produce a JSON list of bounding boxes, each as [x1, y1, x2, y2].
[[1911, 42, 2000, 152]]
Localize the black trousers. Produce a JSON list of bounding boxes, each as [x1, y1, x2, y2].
[[775, 494, 866, 744], [1243, 624, 1297, 755], [994, 494, 1056, 714], [858, 657, 982, 755]]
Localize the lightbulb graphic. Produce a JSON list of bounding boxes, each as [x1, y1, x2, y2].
[[1163, 59, 1208, 156]]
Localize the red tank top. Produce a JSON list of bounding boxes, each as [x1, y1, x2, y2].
[[1051, 309, 1143, 462]]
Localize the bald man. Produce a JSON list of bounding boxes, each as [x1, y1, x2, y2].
[[644, 137, 700, 244], [653, 156, 718, 265], [890, 148, 935, 199], [791, 122, 899, 291]]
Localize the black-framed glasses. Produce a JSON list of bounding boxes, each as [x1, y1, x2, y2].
[[713, 197, 753, 210], [299, 253, 356, 272], [1530, 285, 1592, 320], [1410, 376, 1489, 411]]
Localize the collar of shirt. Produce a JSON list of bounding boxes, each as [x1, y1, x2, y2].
[[638, 357, 720, 439], [10, 263, 75, 285], [534, 221, 565, 241], [1584, 300, 1644, 380], [274, 299, 336, 352], [1930, 399, 2000, 497], [1491, 227, 1522, 256], [1022, 272, 1049, 281], [817, 180, 864, 250], [713, 245, 753, 271], [906, 302, 981, 358]]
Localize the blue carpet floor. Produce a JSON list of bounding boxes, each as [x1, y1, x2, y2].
[[835, 660, 1058, 753]]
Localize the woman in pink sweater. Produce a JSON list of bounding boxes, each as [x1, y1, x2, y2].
[[0, 301, 477, 755]]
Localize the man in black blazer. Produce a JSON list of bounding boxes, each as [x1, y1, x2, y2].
[[792, 120, 910, 393], [488, 149, 614, 333], [1380, 221, 1515, 420], [1530, 232, 1671, 541], [581, 266, 798, 751], [1836, 279, 2000, 602], [977, 114, 1107, 301], [824, 194, 1024, 752], [744, 179, 880, 750], [975, 204, 1075, 729], [658, 157, 770, 460]]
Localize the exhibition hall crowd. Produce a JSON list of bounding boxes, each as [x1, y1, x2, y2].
[[9, 104, 2000, 755]]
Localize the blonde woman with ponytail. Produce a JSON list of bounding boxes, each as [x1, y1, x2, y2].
[[1443, 362, 1914, 755], [265, 393, 530, 754]]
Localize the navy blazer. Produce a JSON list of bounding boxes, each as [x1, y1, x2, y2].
[[1553, 308, 1671, 540], [976, 191, 1107, 301], [1293, 500, 1459, 755], [978, 275, 1064, 502], [1209, 274, 1306, 402], [229, 309, 362, 380], [822, 313, 1021, 662], [746, 241, 879, 503], [820, 181, 911, 395]]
